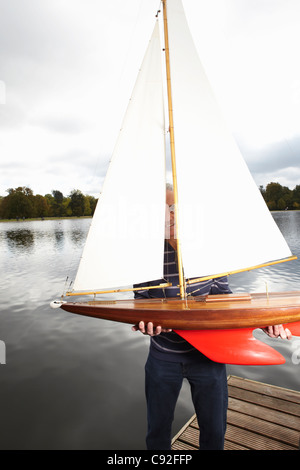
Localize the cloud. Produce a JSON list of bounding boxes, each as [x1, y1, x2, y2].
[[29, 115, 90, 134], [0, 0, 159, 198], [0, 0, 300, 199], [184, 0, 300, 191], [234, 133, 300, 189]]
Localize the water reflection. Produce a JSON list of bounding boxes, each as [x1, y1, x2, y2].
[[5, 229, 35, 251], [1, 219, 91, 255], [0, 213, 299, 450], [274, 211, 300, 253], [229, 211, 300, 293], [69, 228, 87, 246]]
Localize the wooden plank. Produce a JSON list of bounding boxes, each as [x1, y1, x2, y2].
[[228, 397, 300, 431], [227, 409, 300, 447], [228, 385, 300, 416], [172, 440, 197, 450], [171, 414, 197, 445], [224, 440, 249, 450], [225, 424, 296, 450], [171, 376, 300, 451], [178, 426, 199, 448], [180, 410, 299, 450], [228, 375, 300, 404]]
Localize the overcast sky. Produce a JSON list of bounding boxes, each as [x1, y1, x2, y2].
[[1, 0, 300, 198]]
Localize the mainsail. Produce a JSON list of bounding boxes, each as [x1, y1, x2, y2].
[[166, 0, 293, 281], [73, 22, 166, 292], [71, 0, 293, 295]]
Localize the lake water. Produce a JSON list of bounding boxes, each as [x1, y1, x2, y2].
[[0, 212, 300, 450]]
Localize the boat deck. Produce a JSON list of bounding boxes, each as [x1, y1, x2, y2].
[[171, 375, 300, 450]]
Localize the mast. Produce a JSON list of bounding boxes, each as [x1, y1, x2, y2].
[[162, 0, 186, 299]]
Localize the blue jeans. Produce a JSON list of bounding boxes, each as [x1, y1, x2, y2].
[[145, 354, 228, 450]]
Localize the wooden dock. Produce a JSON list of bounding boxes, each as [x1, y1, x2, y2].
[[172, 375, 300, 450]]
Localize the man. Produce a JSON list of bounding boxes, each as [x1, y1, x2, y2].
[[132, 186, 291, 450]]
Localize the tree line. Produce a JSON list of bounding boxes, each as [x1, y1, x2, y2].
[[0, 187, 98, 220], [260, 182, 300, 211], [0, 182, 300, 220]]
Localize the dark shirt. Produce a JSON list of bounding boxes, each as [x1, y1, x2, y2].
[[134, 241, 231, 362]]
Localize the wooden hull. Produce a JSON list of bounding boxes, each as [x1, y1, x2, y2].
[[60, 291, 300, 330]]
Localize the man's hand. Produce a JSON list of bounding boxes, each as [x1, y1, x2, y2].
[[132, 321, 172, 336], [262, 324, 292, 340]]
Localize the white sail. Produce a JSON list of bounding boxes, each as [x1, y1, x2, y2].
[[166, 0, 292, 280], [73, 22, 166, 292]]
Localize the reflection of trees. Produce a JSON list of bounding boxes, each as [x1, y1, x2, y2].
[[54, 230, 64, 249], [69, 229, 86, 246], [6, 229, 34, 251], [3, 220, 90, 256]]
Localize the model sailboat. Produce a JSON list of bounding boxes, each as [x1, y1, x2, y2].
[[51, 0, 300, 365]]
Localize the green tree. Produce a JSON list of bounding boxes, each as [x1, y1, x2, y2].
[[267, 200, 277, 211], [51, 190, 65, 217], [44, 194, 54, 216], [264, 182, 292, 210], [62, 197, 72, 216], [84, 195, 97, 216], [277, 198, 286, 210], [0, 187, 98, 219], [69, 189, 85, 216], [1, 187, 35, 219], [292, 185, 300, 207], [34, 194, 50, 217]]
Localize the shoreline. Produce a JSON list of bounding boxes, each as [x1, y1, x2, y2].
[[0, 216, 92, 223], [1, 210, 299, 224]]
